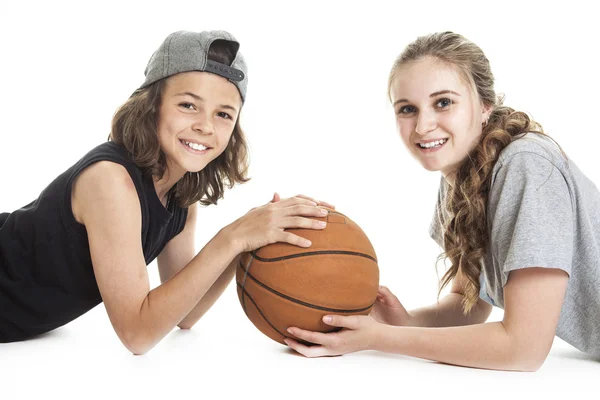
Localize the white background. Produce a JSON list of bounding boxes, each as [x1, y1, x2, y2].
[[1, 0, 599, 398]]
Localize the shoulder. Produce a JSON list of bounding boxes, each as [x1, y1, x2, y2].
[[91, 141, 131, 158], [68, 141, 142, 197], [77, 161, 136, 194], [490, 133, 571, 189], [72, 161, 140, 225], [495, 133, 567, 172], [487, 135, 574, 222]]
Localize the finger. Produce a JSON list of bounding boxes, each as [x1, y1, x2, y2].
[[275, 196, 318, 208], [279, 232, 312, 248], [270, 192, 281, 203], [378, 285, 394, 298], [318, 201, 336, 209], [294, 194, 317, 203], [323, 315, 361, 330], [294, 194, 336, 210], [376, 291, 386, 302], [376, 296, 387, 306], [281, 216, 327, 231], [287, 327, 333, 346], [378, 285, 400, 303], [282, 204, 329, 218], [284, 338, 334, 358]]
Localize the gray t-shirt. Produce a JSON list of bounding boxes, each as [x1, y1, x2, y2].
[[429, 133, 600, 357]]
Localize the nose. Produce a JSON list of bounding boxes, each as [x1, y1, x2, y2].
[[192, 113, 215, 135], [415, 109, 437, 136]]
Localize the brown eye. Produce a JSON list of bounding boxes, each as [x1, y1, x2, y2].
[[217, 112, 232, 119], [179, 102, 195, 110]]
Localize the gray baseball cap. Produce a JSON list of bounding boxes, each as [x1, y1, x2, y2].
[[140, 30, 248, 102]]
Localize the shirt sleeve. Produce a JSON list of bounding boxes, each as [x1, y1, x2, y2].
[[429, 179, 446, 249], [488, 152, 574, 287]]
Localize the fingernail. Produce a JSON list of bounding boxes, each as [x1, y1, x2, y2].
[[320, 208, 328, 215], [323, 316, 332, 323], [287, 328, 293, 334], [304, 240, 312, 246], [318, 221, 326, 227]]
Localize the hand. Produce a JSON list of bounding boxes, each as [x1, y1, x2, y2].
[[226, 194, 328, 253], [369, 285, 412, 326], [284, 315, 381, 357], [271, 192, 335, 210]]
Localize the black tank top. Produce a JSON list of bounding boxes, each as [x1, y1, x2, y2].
[[0, 141, 188, 341]]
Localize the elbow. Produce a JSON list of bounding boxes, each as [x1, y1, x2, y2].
[[126, 343, 151, 356], [511, 353, 546, 372], [177, 315, 200, 330], [177, 320, 196, 330], [120, 329, 155, 355], [501, 321, 553, 372], [124, 338, 153, 356], [508, 339, 552, 372]]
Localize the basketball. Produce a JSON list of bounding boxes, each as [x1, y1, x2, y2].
[[235, 208, 379, 345]]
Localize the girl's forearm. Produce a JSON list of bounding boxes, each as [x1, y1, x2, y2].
[[407, 294, 491, 327], [373, 322, 542, 372]]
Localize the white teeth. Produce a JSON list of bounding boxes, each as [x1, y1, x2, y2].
[[419, 139, 447, 149], [183, 141, 208, 151]]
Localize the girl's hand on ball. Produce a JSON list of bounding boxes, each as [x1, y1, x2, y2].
[[226, 195, 328, 253], [285, 315, 382, 357], [369, 285, 412, 326]]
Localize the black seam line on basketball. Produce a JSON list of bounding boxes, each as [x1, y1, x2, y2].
[[236, 282, 287, 340], [238, 262, 375, 313], [249, 250, 377, 263], [240, 256, 254, 316], [239, 278, 248, 317]]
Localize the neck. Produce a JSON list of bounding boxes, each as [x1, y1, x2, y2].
[[153, 160, 186, 206], [443, 172, 455, 187]]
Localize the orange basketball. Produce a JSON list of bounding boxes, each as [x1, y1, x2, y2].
[[236, 208, 379, 345]]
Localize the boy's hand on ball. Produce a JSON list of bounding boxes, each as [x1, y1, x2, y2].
[[293, 194, 335, 210], [284, 315, 382, 357], [369, 285, 412, 326], [226, 196, 328, 253]]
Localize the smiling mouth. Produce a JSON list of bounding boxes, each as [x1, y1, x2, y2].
[[418, 139, 448, 149], [180, 140, 211, 151]]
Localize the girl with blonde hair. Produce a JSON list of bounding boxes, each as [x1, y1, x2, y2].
[[285, 31, 600, 371]]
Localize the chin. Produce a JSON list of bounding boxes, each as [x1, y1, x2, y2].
[[185, 163, 210, 174], [169, 157, 209, 176], [421, 165, 442, 172], [416, 158, 445, 172]]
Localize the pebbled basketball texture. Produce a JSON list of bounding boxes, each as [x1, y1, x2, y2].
[[236, 208, 379, 345]]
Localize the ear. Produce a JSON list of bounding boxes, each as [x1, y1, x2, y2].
[[481, 103, 493, 124]]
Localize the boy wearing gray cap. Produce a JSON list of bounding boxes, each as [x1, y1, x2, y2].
[[0, 30, 330, 353]]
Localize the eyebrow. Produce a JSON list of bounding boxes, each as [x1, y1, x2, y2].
[[393, 90, 461, 107], [175, 92, 239, 113]]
